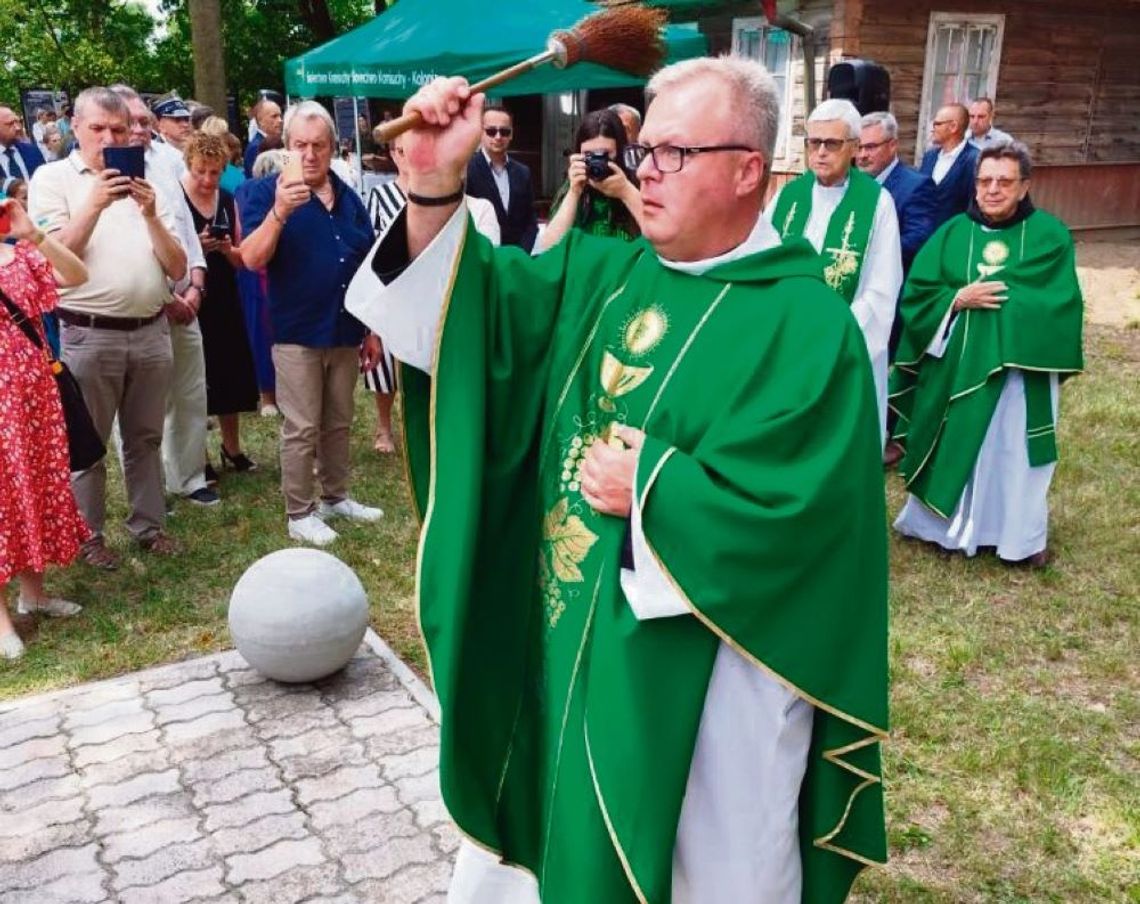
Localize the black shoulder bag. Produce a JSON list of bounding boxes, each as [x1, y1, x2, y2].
[[0, 287, 106, 471]]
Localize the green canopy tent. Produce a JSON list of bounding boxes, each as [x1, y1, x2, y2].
[[283, 0, 706, 99]]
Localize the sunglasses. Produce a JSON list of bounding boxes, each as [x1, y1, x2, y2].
[[805, 137, 853, 153], [484, 127, 512, 138]]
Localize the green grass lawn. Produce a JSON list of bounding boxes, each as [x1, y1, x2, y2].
[[2, 326, 1137, 901]]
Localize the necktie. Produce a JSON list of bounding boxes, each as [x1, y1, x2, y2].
[[3, 147, 18, 180]]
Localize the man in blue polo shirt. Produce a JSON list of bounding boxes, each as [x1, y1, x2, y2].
[[239, 101, 382, 546]]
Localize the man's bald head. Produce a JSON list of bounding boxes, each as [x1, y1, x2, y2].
[[256, 99, 283, 139], [931, 103, 969, 149], [0, 106, 22, 147]]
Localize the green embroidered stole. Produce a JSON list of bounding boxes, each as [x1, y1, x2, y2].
[[770, 169, 881, 302]]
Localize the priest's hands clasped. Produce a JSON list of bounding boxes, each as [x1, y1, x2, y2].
[[952, 280, 1007, 311], [579, 424, 645, 518]]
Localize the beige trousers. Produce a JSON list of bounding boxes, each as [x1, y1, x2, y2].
[[61, 317, 173, 543], [272, 344, 359, 518]]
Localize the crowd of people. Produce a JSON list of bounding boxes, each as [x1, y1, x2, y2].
[[0, 57, 1083, 903]]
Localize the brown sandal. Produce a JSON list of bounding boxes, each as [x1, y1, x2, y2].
[[139, 531, 179, 556], [80, 540, 119, 571]]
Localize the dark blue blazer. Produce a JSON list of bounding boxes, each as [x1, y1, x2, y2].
[[920, 142, 978, 227], [2, 140, 45, 182], [466, 152, 538, 252], [881, 162, 939, 273], [243, 132, 264, 178]]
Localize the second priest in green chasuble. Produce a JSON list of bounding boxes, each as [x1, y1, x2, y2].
[[889, 141, 1083, 563], [346, 57, 889, 904]]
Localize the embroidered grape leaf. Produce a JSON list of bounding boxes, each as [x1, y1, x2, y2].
[[543, 497, 598, 584]]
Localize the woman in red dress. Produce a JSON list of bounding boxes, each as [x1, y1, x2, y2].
[[0, 197, 90, 659]]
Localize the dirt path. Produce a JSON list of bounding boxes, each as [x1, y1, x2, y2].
[[1076, 242, 1140, 328]]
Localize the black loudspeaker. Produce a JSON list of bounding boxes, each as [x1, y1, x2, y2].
[[827, 60, 891, 115]]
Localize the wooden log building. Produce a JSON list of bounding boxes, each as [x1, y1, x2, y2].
[[663, 0, 1140, 233]]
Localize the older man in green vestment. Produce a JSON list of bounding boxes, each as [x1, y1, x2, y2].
[[346, 56, 888, 904], [890, 141, 1083, 565]]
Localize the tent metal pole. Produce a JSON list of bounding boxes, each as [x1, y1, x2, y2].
[[352, 95, 364, 196]]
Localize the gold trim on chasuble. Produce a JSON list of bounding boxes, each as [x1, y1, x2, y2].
[[635, 434, 889, 870]]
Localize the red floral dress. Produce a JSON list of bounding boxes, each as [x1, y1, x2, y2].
[[0, 241, 90, 584]]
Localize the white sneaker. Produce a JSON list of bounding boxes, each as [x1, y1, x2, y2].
[[318, 498, 384, 523], [17, 597, 82, 618], [287, 514, 339, 546], [1, 632, 25, 660], [259, 403, 280, 418]]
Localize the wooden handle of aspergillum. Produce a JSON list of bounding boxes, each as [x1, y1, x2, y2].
[[373, 49, 556, 144]]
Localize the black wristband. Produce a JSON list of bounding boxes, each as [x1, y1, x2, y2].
[[406, 188, 464, 207]]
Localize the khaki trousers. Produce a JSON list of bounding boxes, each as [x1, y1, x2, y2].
[[272, 344, 359, 518], [61, 317, 173, 542], [162, 319, 208, 497]]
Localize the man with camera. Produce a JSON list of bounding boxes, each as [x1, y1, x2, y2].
[[29, 87, 188, 567]]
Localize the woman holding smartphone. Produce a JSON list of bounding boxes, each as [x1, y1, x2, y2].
[[0, 197, 90, 659], [180, 132, 260, 472]]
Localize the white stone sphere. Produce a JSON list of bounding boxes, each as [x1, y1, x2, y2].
[[229, 548, 369, 683]]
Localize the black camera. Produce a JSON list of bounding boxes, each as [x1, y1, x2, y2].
[[584, 151, 613, 181]]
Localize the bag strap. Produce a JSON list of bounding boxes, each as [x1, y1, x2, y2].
[[0, 283, 50, 356]]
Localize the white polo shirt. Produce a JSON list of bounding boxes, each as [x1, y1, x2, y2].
[[29, 151, 177, 317]]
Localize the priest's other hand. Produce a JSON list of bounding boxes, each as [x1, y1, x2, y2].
[[580, 424, 646, 517], [401, 77, 484, 191], [953, 280, 1007, 311]]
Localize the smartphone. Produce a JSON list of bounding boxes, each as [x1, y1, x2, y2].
[[280, 151, 303, 184], [0, 201, 10, 236], [103, 145, 146, 180], [207, 224, 229, 239]]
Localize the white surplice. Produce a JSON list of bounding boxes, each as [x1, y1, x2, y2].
[[893, 303, 1059, 561], [345, 207, 812, 904], [763, 179, 902, 444]]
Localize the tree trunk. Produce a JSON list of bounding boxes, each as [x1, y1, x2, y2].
[[188, 0, 228, 114]]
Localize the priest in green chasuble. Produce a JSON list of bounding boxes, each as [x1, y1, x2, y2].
[[346, 57, 888, 904], [890, 141, 1083, 565], [763, 99, 902, 444]]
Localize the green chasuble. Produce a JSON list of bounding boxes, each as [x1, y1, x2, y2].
[[399, 222, 889, 903], [889, 209, 1084, 517], [769, 169, 882, 302]]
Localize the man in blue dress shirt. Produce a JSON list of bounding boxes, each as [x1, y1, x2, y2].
[[239, 101, 383, 546]]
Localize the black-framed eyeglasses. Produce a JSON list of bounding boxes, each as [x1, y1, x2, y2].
[[622, 143, 759, 174], [484, 127, 512, 138], [805, 137, 855, 153], [857, 139, 891, 153]]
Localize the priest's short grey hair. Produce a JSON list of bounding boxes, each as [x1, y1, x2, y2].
[[284, 101, 338, 147], [861, 111, 898, 140], [977, 140, 1033, 181], [646, 54, 780, 161], [808, 99, 863, 140], [73, 87, 129, 122]]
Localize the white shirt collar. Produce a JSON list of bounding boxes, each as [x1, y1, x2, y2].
[[938, 138, 967, 161], [876, 157, 900, 184], [658, 214, 781, 276], [481, 147, 508, 172]]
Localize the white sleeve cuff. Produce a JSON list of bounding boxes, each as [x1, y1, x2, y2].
[[619, 447, 691, 621], [926, 301, 959, 358], [344, 203, 468, 375]]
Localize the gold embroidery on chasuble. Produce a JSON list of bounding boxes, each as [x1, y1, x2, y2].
[[539, 304, 673, 629], [977, 239, 1010, 279], [823, 211, 862, 293]]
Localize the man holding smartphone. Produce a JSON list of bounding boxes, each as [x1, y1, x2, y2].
[[29, 87, 188, 568], [239, 101, 382, 547]]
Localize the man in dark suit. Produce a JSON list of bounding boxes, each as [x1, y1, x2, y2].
[[243, 96, 283, 177], [465, 105, 538, 251], [858, 112, 938, 274], [919, 104, 978, 226], [0, 106, 46, 187]]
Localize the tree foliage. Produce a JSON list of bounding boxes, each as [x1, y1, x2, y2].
[[0, 0, 383, 112]]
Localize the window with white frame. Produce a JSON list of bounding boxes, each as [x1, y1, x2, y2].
[[917, 13, 1005, 156], [732, 18, 794, 160]]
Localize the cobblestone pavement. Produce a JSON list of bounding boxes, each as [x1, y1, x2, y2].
[[0, 632, 458, 903]]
